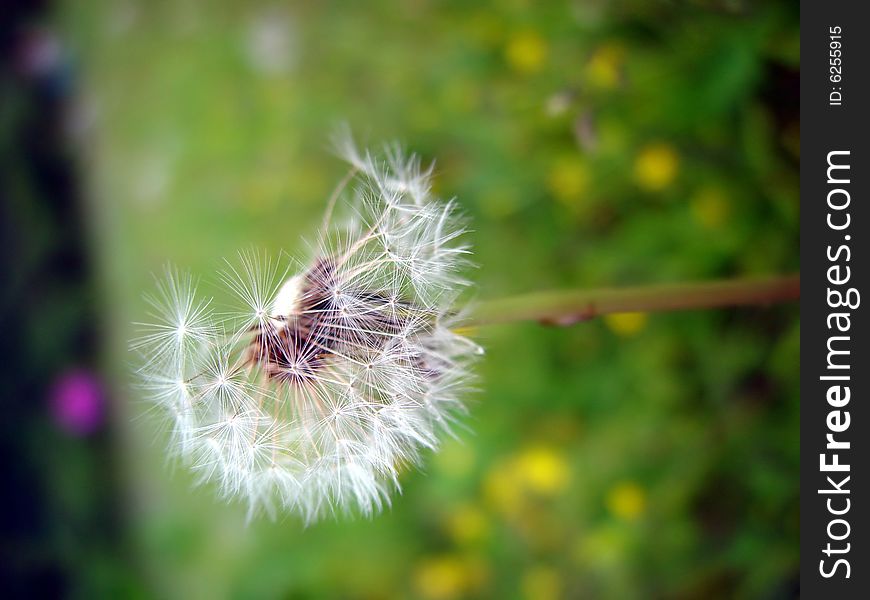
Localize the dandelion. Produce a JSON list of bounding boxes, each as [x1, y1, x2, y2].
[[132, 133, 800, 524], [133, 133, 481, 522]]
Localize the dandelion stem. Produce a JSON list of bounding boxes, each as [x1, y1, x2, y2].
[[468, 274, 799, 327]]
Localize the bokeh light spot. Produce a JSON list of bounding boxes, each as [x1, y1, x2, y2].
[[547, 156, 590, 207], [504, 31, 548, 74], [634, 143, 679, 191], [606, 481, 647, 521], [586, 43, 624, 90], [604, 312, 648, 337], [515, 446, 570, 496], [446, 504, 491, 546]]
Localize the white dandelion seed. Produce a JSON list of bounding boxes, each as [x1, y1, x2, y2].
[[133, 133, 481, 523]]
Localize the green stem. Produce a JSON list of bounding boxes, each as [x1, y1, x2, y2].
[[468, 274, 800, 327]]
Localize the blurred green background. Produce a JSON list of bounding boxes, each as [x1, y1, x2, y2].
[[7, 0, 799, 597]]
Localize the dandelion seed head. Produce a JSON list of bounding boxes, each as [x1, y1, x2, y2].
[[134, 134, 479, 523]]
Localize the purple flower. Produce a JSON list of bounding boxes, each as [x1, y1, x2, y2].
[[49, 369, 105, 436]]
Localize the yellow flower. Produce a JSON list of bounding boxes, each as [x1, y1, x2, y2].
[[414, 556, 469, 600], [485, 447, 570, 520], [515, 446, 570, 496], [606, 481, 647, 521], [547, 157, 590, 208], [634, 143, 679, 191], [690, 187, 730, 229], [604, 312, 648, 337], [505, 31, 548, 74], [586, 44, 624, 90], [414, 555, 489, 599], [521, 566, 562, 600]]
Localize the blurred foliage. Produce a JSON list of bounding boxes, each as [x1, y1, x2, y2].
[[54, 0, 799, 597]]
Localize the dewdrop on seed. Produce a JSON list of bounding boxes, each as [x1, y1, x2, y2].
[[133, 134, 481, 522]]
